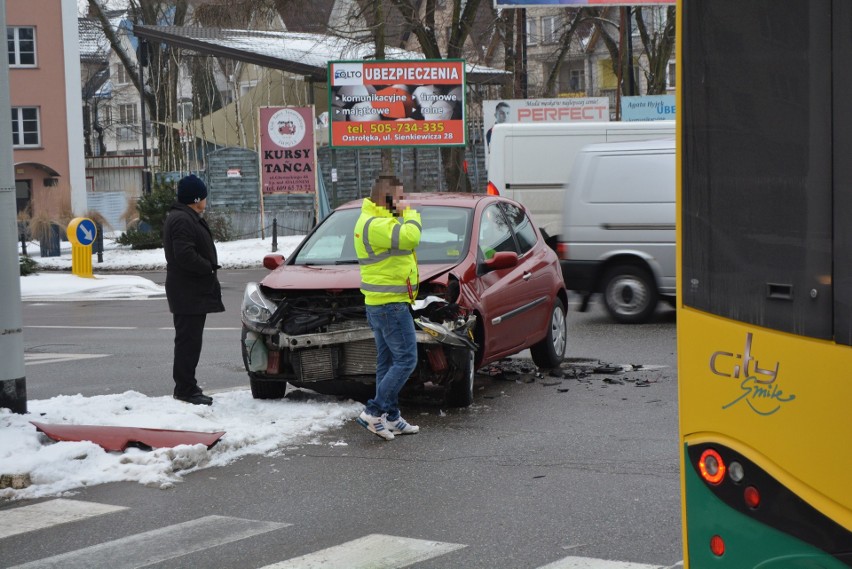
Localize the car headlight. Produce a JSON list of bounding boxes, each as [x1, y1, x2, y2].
[[241, 282, 278, 329]]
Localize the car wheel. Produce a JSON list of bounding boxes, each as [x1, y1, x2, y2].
[[530, 297, 567, 369], [602, 265, 659, 324], [446, 349, 475, 408]]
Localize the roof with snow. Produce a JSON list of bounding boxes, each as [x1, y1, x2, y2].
[[133, 25, 510, 85]]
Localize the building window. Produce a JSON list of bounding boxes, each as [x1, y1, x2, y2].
[[666, 60, 676, 89], [11, 107, 40, 147], [116, 126, 136, 141], [542, 16, 559, 44], [115, 63, 129, 84], [7, 26, 36, 67], [177, 100, 193, 123], [526, 17, 539, 45], [118, 103, 137, 124], [569, 69, 585, 91]]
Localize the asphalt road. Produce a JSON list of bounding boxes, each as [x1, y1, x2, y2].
[[7, 269, 682, 569]]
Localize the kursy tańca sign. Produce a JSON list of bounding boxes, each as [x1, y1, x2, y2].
[[328, 59, 467, 148], [259, 106, 317, 195]]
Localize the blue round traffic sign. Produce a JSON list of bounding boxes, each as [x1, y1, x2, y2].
[[67, 217, 98, 247]]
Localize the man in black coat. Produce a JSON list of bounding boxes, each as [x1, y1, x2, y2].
[[162, 175, 225, 405]]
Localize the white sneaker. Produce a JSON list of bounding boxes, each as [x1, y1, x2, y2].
[[356, 411, 394, 440], [385, 415, 419, 435]]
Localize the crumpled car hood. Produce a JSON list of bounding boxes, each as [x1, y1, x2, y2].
[[259, 262, 458, 290]]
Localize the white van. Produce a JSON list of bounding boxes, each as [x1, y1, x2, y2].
[[486, 120, 675, 239], [557, 138, 675, 324]]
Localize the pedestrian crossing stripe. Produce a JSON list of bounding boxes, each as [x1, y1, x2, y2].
[[539, 557, 660, 569], [257, 533, 466, 569], [24, 353, 110, 366], [6, 515, 288, 569], [0, 499, 126, 540], [1, 499, 677, 569]]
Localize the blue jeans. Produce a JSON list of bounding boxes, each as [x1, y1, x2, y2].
[[365, 302, 418, 421]]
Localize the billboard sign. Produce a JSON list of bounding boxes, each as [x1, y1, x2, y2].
[[328, 59, 466, 148], [495, 0, 674, 6], [483, 97, 609, 151], [621, 95, 676, 121], [259, 106, 317, 195]]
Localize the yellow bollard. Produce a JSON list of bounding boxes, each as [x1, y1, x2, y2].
[[66, 218, 98, 278]]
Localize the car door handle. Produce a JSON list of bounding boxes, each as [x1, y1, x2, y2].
[[523, 272, 532, 281]]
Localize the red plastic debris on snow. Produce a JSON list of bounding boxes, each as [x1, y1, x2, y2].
[[30, 421, 225, 451]]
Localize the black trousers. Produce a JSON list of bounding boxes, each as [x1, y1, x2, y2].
[[172, 313, 207, 397]]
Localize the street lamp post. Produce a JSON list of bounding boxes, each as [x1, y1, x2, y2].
[[0, 0, 28, 413], [137, 39, 151, 195]]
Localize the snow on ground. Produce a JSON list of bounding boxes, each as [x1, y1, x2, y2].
[[2, 234, 371, 502], [17, 235, 305, 301]]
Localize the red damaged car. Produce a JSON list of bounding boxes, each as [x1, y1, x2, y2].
[[240, 193, 568, 407]]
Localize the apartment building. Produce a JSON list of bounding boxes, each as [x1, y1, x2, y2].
[[7, 0, 85, 219]]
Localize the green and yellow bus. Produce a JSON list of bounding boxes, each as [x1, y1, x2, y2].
[[677, 1, 852, 567]]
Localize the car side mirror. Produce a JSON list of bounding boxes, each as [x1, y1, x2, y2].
[[483, 251, 518, 271], [263, 254, 285, 270]]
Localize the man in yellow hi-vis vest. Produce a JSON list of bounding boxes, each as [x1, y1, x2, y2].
[[354, 175, 422, 440]]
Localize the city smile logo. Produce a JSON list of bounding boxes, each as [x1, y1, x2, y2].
[[709, 332, 796, 416]]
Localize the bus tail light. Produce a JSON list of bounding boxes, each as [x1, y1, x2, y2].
[[486, 181, 500, 196], [744, 485, 761, 509], [710, 535, 725, 556], [699, 448, 726, 485], [556, 242, 569, 260]]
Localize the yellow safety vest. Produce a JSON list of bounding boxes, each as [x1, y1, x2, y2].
[[354, 198, 422, 305]]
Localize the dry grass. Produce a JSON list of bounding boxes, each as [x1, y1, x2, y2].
[[121, 196, 140, 230], [83, 209, 112, 232]]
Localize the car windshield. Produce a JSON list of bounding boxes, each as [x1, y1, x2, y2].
[[292, 205, 472, 265]]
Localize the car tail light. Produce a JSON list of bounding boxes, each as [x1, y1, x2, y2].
[[699, 448, 726, 485], [556, 242, 569, 260], [486, 181, 500, 196], [710, 535, 725, 556], [744, 485, 761, 509]]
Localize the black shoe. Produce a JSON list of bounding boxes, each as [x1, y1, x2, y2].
[[174, 393, 213, 406]]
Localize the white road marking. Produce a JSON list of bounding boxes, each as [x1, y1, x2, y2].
[[157, 327, 240, 331], [259, 533, 466, 569], [24, 353, 109, 366], [25, 326, 136, 330], [0, 499, 127, 540], [538, 556, 661, 569], [8, 515, 288, 569]]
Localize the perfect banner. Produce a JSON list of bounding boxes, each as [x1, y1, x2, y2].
[[259, 106, 317, 195], [328, 59, 466, 148], [483, 97, 609, 151], [495, 0, 674, 6]]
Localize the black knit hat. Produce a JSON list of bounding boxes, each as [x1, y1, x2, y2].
[[177, 175, 208, 204]]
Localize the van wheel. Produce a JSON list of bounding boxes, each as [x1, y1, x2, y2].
[[531, 297, 567, 368], [602, 265, 658, 324]]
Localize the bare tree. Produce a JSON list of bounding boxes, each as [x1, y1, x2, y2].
[[386, 0, 489, 192], [591, 6, 675, 97], [541, 8, 588, 98], [87, 0, 189, 171], [635, 6, 675, 95]]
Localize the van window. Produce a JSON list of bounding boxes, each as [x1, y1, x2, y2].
[[584, 153, 674, 203]]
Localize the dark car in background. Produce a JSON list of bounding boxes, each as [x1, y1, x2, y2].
[[240, 193, 568, 407]]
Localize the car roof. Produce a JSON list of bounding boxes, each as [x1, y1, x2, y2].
[[336, 192, 501, 210]]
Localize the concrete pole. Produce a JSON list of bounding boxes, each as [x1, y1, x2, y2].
[[0, 0, 28, 414]]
